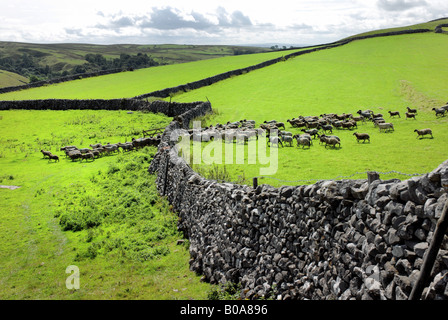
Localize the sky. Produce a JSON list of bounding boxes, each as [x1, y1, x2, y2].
[[1, 0, 447, 46]]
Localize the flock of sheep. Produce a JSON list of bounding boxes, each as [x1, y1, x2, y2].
[[40, 136, 161, 163], [188, 103, 448, 150], [40, 102, 447, 162]]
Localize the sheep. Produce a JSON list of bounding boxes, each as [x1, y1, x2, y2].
[[414, 128, 433, 139], [353, 132, 370, 143], [305, 121, 320, 129], [89, 143, 102, 149], [405, 112, 416, 120], [41, 149, 52, 159], [357, 110, 372, 120], [301, 128, 319, 139], [319, 124, 333, 134], [60, 146, 77, 151], [280, 134, 293, 147], [378, 122, 394, 132], [279, 131, 293, 137], [294, 135, 311, 149], [274, 122, 285, 130], [378, 122, 395, 132], [407, 106, 417, 114], [341, 120, 356, 130], [67, 150, 82, 161], [117, 142, 134, 152], [48, 154, 59, 162], [80, 152, 95, 162], [267, 136, 283, 148], [432, 107, 446, 117], [323, 137, 341, 149], [318, 134, 339, 145], [388, 111, 401, 118]]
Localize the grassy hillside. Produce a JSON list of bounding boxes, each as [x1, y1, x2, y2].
[[0, 49, 300, 100], [0, 69, 29, 87], [173, 32, 448, 186], [0, 42, 269, 87], [0, 109, 212, 299], [345, 17, 448, 39]]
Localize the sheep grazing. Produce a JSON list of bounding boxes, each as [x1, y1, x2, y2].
[[80, 152, 95, 161], [48, 154, 59, 162], [378, 122, 394, 133], [319, 124, 333, 134], [388, 111, 401, 118], [294, 134, 311, 149], [267, 136, 283, 148], [280, 134, 293, 147], [405, 112, 416, 120], [41, 149, 52, 159], [432, 107, 446, 117], [67, 150, 82, 161], [353, 132, 370, 143], [407, 106, 417, 114], [301, 128, 319, 139], [274, 122, 285, 130], [323, 137, 341, 149], [414, 128, 433, 139]]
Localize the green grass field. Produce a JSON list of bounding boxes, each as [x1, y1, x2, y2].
[[172, 33, 448, 186], [0, 110, 212, 299], [1, 20, 448, 299], [0, 49, 299, 100]]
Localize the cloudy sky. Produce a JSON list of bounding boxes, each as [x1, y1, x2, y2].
[[1, 0, 447, 46]]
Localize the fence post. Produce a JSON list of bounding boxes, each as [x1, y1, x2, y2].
[[367, 171, 380, 185], [409, 198, 448, 300], [253, 177, 258, 189]]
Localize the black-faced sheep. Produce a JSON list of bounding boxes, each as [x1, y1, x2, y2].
[[48, 154, 59, 162], [280, 134, 293, 147], [432, 107, 446, 117], [388, 111, 401, 118], [353, 132, 370, 143], [294, 135, 311, 149], [414, 128, 433, 139], [41, 149, 52, 159], [319, 124, 333, 134], [407, 106, 417, 114], [405, 112, 416, 120], [267, 136, 283, 148], [323, 137, 341, 149]]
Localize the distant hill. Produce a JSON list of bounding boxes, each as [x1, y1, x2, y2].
[[344, 17, 448, 39], [0, 42, 270, 88], [0, 69, 29, 87]]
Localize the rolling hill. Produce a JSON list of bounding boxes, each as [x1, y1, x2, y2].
[[0, 42, 270, 88]]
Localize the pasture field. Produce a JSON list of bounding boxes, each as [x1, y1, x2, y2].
[[0, 110, 211, 299], [172, 33, 448, 186], [0, 48, 301, 100]]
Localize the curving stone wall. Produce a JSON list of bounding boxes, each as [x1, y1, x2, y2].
[[149, 101, 448, 300]]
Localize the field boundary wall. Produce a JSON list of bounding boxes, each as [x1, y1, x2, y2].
[[0, 28, 431, 99], [0, 68, 124, 95], [148, 100, 448, 300]]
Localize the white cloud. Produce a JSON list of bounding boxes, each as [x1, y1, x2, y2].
[[0, 0, 447, 45]]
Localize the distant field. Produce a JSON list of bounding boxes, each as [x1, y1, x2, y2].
[[0, 109, 212, 299], [0, 69, 29, 88], [0, 49, 299, 100], [173, 33, 448, 186]]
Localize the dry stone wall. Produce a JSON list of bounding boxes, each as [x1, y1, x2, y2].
[[149, 101, 448, 300]]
